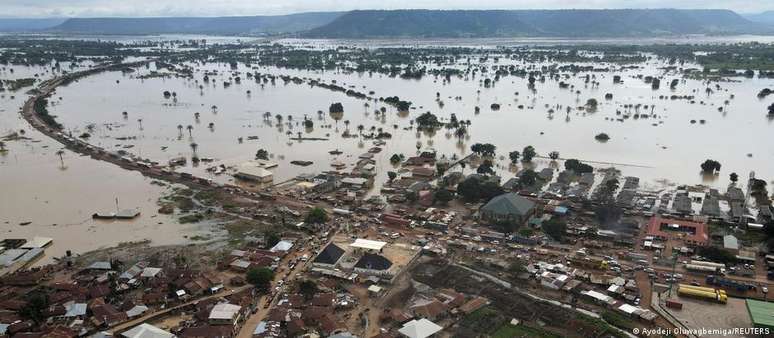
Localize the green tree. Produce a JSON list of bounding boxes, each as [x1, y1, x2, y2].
[[255, 149, 269, 160], [700, 159, 722, 173], [435, 189, 455, 205], [20, 292, 49, 324], [387, 171, 397, 182], [519, 169, 539, 188], [548, 151, 560, 160], [565, 159, 594, 174], [329, 102, 344, 113], [305, 207, 329, 224], [299, 280, 317, 300], [508, 151, 520, 164], [522, 146, 536, 162], [730, 172, 739, 183], [265, 232, 281, 247], [477, 159, 495, 175], [542, 218, 566, 241], [246, 267, 274, 291]]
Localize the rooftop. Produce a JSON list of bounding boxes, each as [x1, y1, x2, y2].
[[313, 243, 345, 265], [747, 299, 774, 329], [121, 323, 175, 338], [208, 303, 241, 321], [350, 238, 387, 251], [398, 318, 443, 338], [481, 193, 536, 217]]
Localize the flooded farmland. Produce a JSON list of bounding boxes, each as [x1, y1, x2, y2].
[[2, 37, 774, 261], [0, 63, 207, 263], [45, 49, 774, 192]]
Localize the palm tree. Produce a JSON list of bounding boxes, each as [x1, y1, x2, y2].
[[177, 124, 183, 137], [344, 120, 350, 130], [297, 131, 302, 140], [275, 114, 283, 124], [211, 105, 218, 114], [190, 142, 198, 158], [137, 118, 143, 130], [186, 125, 193, 137], [55, 149, 65, 167], [194, 112, 200, 121], [357, 124, 364, 136], [208, 122, 215, 130]]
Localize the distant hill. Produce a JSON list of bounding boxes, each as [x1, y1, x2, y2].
[[48, 12, 343, 35], [304, 9, 771, 38], [0, 18, 66, 32], [745, 11, 774, 25]]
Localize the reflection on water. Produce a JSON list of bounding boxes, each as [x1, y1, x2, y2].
[[45, 56, 774, 194], [0, 64, 205, 263]]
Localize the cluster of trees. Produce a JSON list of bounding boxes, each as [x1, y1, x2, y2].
[[542, 218, 567, 241], [565, 159, 593, 174], [522, 146, 536, 162], [255, 149, 269, 160], [305, 207, 328, 224], [700, 159, 722, 173], [470, 143, 496, 157], [696, 246, 736, 265], [457, 176, 504, 202], [508, 146, 537, 164], [415, 111, 440, 129], [476, 159, 495, 175], [246, 267, 274, 291]]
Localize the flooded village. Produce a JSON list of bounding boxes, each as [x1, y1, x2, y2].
[[1, 30, 774, 338]]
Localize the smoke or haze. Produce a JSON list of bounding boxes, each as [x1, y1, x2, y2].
[[2, 0, 773, 18]]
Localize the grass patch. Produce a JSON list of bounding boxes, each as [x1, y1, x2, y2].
[[601, 310, 637, 331], [179, 213, 204, 224]]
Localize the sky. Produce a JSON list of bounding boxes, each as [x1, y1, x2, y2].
[[2, 0, 773, 18]]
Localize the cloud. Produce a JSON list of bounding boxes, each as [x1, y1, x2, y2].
[[0, 0, 772, 18]]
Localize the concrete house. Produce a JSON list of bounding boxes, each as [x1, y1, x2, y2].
[[479, 193, 536, 225]]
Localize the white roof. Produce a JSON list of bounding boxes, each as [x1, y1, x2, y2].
[[141, 267, 162, 278], [367, 285, 383, 293], [583, 290, 613, 303], [618, 303, 639, 314], [126, 305, 149, 317], [121, 323, 175, 338], [350, 239, 387, 251], [209, 303, 241, 320], [65, 303, 88, 317], [398, 318, 443, 338], [270, 240, 293, 252], [237, 165, 273, 178], [230, 259, 251, 268], [21, 236, 53, 249]]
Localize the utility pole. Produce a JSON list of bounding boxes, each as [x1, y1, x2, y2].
[[667, 251, 678, 297]]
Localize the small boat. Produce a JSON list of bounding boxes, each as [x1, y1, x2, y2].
[[329, 149, 343, 155]]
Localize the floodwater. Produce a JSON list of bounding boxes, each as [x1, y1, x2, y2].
[[45, 53, 774, 193], [0, 63, 207, 263]]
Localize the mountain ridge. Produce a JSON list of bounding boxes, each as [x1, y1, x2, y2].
[[304, 9, 772, 38]]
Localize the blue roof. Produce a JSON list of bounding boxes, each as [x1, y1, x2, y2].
[[253, 321, 267, 335]]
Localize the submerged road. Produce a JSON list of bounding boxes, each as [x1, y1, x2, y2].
[[19, 59, 335, 217]]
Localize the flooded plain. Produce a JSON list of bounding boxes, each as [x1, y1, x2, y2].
[[0, 63, 207, 263], [46, 55, 774, 191], [3, 38, 774, 260]]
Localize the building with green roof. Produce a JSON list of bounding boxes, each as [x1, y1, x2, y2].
[[746, 299, 774, 330], [480, 192, 536, 226]]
